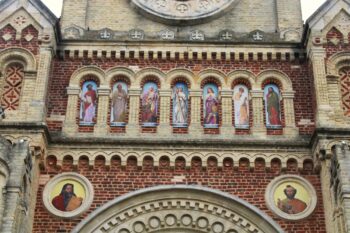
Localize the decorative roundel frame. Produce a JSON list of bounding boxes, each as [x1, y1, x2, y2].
[[131, 0, 238, 25], [265, 175, 317, 221], [43, 172, 94, 218]]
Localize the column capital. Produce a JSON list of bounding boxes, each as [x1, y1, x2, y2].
[[128, 88, 142, 96], [221, 89, 233, 97], [97, 87, 111, 96], [282, 91, 295, 98], [159, 90, 172, 97], [189, 89, 202, 97], [308, 46, 326, 59], [250, 90, 264, 98], [66, 87, 80, 95]]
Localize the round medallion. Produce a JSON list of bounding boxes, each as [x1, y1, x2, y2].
[[265, 175, 317, 221], [131, 0, 238, 25], [42, 172, 94, 218]]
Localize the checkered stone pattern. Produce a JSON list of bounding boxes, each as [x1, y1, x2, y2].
[[340, 68, 350, 116], [1, 65, 24, 110]]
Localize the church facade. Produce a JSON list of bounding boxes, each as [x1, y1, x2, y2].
[[0, 0, 350, 232]]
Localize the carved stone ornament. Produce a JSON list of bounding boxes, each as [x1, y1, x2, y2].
[[265, 175, 317, 221], [42, 173, 94, 218], [131, 0, 239, 25], [72, 185, 284, 233]]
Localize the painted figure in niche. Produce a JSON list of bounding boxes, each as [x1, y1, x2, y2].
[[277, 185, 307, 214], [204, 84, 219, 125], [80, 82, 97, 124], [173, 83, 188, 125], [141, 82, 159, 123], [52, 183, 83, 212], [265, 85, 282, 126], [111, 82, 128, 123], [233, 85, 249, 127]]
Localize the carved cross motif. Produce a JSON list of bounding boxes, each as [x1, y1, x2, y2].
[[130, 30, 144, 40], [100, 30, 111, 39], [176, 4, 189, 13], [160, 30, 175, 40], [156, 0, 166, 7], [200, 0, 210, 9], [253, 32, 263, 41], [190, 30, 204, 41], [221, 31, 233, 40]]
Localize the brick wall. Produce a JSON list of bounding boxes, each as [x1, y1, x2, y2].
[[33, 157, 325, 233]]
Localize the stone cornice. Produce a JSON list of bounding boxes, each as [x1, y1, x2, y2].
[[57, 42, 306, 62]]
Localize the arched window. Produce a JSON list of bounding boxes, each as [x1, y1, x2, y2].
[[339, 67, 350, 116], [203, 83, 219, 128], [110, 81, 128, 126], [79, 81, 98, 126], [264, 84, 282, 127], [1, 64, 24, 111], [233, 84, 249, 128], [141, 82, 159, 127], [172, 82, 189, 127]]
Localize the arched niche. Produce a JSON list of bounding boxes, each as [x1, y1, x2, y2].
[[72, 185, 284, 233]]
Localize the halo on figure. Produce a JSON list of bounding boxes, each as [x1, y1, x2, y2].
[[42, 173, 94, 218], [265, 175, 317, 221]]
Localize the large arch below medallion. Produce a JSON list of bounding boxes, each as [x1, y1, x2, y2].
[[72, 185, 284, 233]]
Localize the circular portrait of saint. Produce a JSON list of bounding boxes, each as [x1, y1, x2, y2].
[[265, 175, 317, 220], [50, 180, 85, 212], [43, 173, 94, 218]]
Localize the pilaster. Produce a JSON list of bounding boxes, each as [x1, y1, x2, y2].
[[158, 90, 172, 136], [250, 90, 266, 137], [188, 89, 202, 136], [27, 47, 54, 121], [221, 89, 234, 135], [282, 91, 298, 136], [62, 87, 80, 136], [309, 47, 334, 127], [94, 87, 110, 136], [126, 88, 141, 136]]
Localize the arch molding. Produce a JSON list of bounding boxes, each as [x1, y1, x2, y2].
[[72, 185, 284, 233]]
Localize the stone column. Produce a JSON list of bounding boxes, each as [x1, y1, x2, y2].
[[62, 87, 80, 136], [251, 90, 266, 137], [1, 141, 31, 233], [189, 89, 202, 136], [309, 47, 334, 126], [94, 87, 110, 136], [158, 90, 172, 136], [282, 91, 298, 136], [126, 88, 141, 136], [221, 89, 234, 135], [333, 144, 350, 233], [27, 47, 53, 121]]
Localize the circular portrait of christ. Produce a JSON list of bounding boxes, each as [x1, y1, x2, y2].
[[265, 175, 317, 220], [43, 173, 94, 218]]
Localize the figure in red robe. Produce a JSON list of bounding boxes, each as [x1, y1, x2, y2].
[[52, 183, 83, 212], [277, 185, 307, 214], [266, 87, 281, 125]]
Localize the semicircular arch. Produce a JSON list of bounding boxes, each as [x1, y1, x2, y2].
[[72, 185, 284, 233]]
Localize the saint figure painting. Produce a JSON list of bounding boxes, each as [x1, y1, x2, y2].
[[141, 82, 159, 125], [233, 85, 249, 128], [172, 83, 188, 126], [203, 84, 219, 127], [264, 84, 282, 127], [277, 185, 307, 214], [80, 81, 97, 125], [111, 82, 128, 125], [52, 183, 83, 212]]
